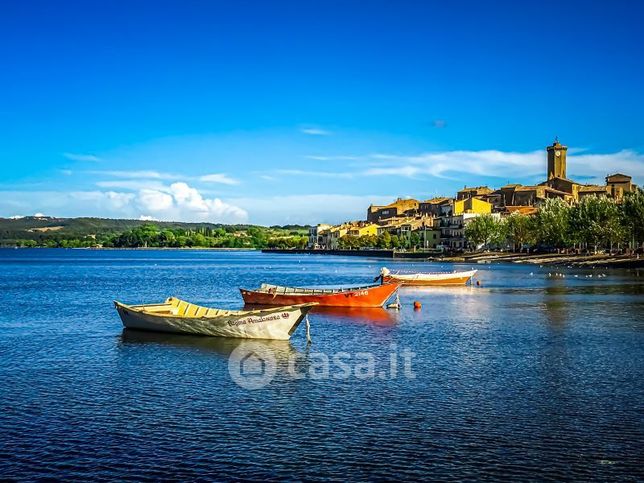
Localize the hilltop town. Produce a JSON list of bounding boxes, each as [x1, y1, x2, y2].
[[308, 140, 641, 252]]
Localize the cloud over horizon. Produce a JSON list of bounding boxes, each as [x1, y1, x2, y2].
[[1, 182, 248, 224], [4, 138, 643, 225]]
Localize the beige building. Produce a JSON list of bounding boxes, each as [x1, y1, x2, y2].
[[606, 173, 636, 202], [456, 186, 493, 201], [367, 198, 420, 222]]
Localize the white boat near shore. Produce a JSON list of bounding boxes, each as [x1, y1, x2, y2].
[[380, 267, 477, 286], [114, 297, 315, 340]]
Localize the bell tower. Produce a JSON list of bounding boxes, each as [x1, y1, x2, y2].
[[546, 137, 567, 179]]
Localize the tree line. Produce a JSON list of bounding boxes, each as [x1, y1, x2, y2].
[[13, 224, 308, 249], [464, 191, 644, 252], [337, 231, 423, 250], [331, 191, 643, 253]]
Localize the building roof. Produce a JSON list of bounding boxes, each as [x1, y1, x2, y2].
[[422, 196, 451, 204], [505, 206, 539, 215], [540, 176, 579, 185], [500, 183, 522, 189], [544, 187, 574, 196], [606, 173, 632, 182], [578, 185, 609, 192], [458, 186, 492, 193]]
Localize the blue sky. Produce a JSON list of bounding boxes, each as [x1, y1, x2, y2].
[[1, 0, 643, 225]]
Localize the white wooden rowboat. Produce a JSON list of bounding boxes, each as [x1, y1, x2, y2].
[[114, 297, 315, 340], [380, 267, 477, 286]]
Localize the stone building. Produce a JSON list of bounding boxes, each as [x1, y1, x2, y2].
[[606, 173, 636, 202], [367, 198, 420, 222]]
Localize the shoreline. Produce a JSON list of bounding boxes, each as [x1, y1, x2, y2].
[[262, 248, 644, 268], [2, 247, 258, 251]]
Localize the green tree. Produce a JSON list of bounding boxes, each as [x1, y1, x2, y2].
[[377, 231, 392, 249], [534, 198, 572, 249], [504, 213, 536, 252], [390, 234, 402, 249], [569, 196, 624, 252], [621, 190, 644, 249], [464, 214, 501, 249]]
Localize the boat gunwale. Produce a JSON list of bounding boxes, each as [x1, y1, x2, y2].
[[384, 269, 478, 277], [242, 282, 399, 297], [114, 297, 317, 319]]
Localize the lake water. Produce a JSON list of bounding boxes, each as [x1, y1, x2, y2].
[[0, 249, 642, 480]]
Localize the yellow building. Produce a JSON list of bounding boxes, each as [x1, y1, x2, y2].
[[453, 197, 492, 215], [347, 223, 379, 237], [328, 224, 350, 249]]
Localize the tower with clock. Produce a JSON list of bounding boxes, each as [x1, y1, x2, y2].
[[546, 137, 568, 180]]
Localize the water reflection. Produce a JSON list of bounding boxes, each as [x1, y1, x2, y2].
[[243, 304, 399, 326], [119, 328, 298, 360], [543, 282, 572, 328], [310, 306, 398, 326]]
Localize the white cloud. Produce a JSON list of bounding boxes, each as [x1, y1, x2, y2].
[[364, 166, 424, 178], [138, 189, 174, 212], [91, 170, 240, 186], [300, 127, 332, 136], [567, 149, 644, 183], [199, 173, 239, 185], [275, 169, 354, 179], [96, 180, 168, 190], [63, 153, 100, 162], [139, 215, 158, 221], [133, 182, 248, 222], [92, 170, 175, 179], [0, 183, 248, 224], [357, 149, 644, 183]]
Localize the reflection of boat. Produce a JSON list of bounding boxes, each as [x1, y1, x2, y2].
[[310, 305, 398, 326], [245, 304, 398, 326], [120, 328, 297, 359], [240, 283, 400, 308], [114, 297, 315, 340], [380, 267, 477, 286]]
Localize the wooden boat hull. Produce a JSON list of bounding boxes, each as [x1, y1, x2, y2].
[[114, 297, 315, 340], [240, 283, 400, 308], [382, 269, 477, 286]]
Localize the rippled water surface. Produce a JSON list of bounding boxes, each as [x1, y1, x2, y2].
[[0, 249, 642, 480]]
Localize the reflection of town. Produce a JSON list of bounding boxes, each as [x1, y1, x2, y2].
[[309, 139, 638, 251]]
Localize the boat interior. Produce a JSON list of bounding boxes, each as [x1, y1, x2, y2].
[[257, 283, 379, 295], [120, 297, 246, 317], [385, 269, 476, 276]]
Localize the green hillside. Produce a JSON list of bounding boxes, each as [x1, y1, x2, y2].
[[0, 216, 309, 249]]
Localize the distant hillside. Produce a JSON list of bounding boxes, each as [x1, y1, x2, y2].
[[0, 216, 310, 248]]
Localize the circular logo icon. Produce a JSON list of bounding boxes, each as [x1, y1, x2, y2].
[[228, 341, 277, 390]]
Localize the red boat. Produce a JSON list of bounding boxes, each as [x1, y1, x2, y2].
[[240, 283, 400, 308]]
